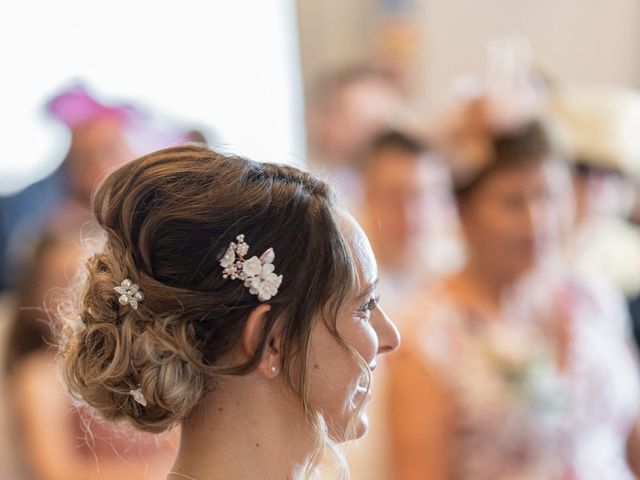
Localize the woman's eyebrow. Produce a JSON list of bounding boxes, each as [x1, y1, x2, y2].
[[355, 279, 379, 302]]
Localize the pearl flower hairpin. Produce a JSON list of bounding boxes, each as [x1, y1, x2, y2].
[[114, 279, 145, 310], [220, 234, 283, 302]]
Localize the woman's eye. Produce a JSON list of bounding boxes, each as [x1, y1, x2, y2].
[[366, 296, 380, 312], [356, 295, 380, 319]]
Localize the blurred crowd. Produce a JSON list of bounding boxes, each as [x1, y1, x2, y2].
[[3, 44, 640, 480], [0, 85, 208, 479]]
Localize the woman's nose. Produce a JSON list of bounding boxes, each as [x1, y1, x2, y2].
[[374, 306, 401, 354]]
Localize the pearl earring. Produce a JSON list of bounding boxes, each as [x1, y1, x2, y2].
[[271, 365, 277, 374]]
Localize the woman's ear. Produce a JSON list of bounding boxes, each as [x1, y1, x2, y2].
[[241, 304, 283, 379]]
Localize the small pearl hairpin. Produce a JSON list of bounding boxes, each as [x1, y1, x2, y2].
[[114, 279, 145, 310]]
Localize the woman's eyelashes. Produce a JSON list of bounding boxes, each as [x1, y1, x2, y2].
[[355, 295, 380, 320]]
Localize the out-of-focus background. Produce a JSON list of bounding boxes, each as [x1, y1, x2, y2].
[[3, 1, 640, 479]]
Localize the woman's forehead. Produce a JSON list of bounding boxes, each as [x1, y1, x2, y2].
[[337, 210, 377, 287]]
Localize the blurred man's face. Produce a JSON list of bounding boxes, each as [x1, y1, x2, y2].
[[67, 116, 133, 202], [315, 79, 404, 164], [363, 148, 445, 267]]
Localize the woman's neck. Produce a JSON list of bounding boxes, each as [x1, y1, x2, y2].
[[170, 374, 314, 480], [448, 259, 517, 318]]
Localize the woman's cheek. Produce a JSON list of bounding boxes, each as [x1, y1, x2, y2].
[[346, 320, 378, 364]]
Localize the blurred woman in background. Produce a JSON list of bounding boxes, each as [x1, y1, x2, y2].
[[550, 85, 640, 354], [0, 84, 181, 479], [4, 233, 176, 480], [388, 89, 640, 479], [0, 85, 135, 291]]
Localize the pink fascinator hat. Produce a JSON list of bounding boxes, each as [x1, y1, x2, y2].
[[45, 84, 140, 129]]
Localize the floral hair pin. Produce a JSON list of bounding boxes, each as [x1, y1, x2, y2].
[[114, 279, 144, 310], [220, 234, 283, 302], [129, 387, 147, 406]]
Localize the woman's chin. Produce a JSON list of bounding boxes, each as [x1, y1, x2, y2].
[[349, 389, 372, 439], [352, 412, 369, 439], [329, 410, 369, 443]]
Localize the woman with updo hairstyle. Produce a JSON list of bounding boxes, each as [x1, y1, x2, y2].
[[388, 84, 640, 479], [59, 144, 400, 480]]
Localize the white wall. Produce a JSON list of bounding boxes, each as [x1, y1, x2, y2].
[[296, 0, 640, 112], [417, 0, 640, 109], [0, 0, 304, 194], [296, 0, 377, 104]]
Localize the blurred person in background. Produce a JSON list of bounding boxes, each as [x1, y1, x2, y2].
[[326, 130, 459, 480], [357, 129, 461, 319], [0, 85, 136, 291], [305, 67, 408, 209], [388, 76, 640, 479], [4, 233, 176, 479], [0, 84, 184, 479], [183, 128, 210, 145], [550, 85, 640, 349], [0, 84, 138, 479]]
